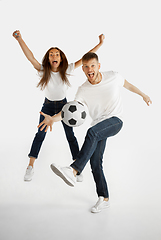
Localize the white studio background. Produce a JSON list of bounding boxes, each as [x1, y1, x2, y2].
[[0, 0, 161, 240]]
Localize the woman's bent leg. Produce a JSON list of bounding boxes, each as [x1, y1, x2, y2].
[[28, 113, 47, 159], [61, 121, 79, 160]]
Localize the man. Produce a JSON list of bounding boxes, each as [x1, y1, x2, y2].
[[39, 52, 152, 213]]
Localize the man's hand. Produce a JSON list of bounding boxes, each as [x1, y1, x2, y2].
[[38, 112, 54, 132], [143, 94, 152, 106], [124, 80, 152, 106]]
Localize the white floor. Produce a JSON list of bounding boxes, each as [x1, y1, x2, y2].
[[1, 202, 160, 240], [1, 144, 161, 240]]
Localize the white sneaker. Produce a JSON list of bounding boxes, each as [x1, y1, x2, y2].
[[91, 197, 110, 213], [24, 166, 34, 181], [76, 173, 83, 182], [50, 163, 76, 187]]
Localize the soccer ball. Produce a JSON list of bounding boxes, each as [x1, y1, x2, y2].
[[61, 101, 87, 127]]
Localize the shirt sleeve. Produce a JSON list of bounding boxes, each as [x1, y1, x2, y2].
[[113, 71, 125, 86], [74, 87, 86, 105], [40, 64, 43, 71], [38, 64, 44, 77], [66, 63, 75, 74]]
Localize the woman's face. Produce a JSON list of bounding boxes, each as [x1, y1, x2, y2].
[[48, 49, 61, 71]]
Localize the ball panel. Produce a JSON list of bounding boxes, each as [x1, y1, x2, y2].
[[61, 111, 64, 118], [69, 105, 77, 113], [68, 118, 77, 125], [81, 111, 86, 119]]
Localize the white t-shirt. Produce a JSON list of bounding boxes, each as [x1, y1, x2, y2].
[[40, 63, 75, 101], [75, 71, 125, 126]]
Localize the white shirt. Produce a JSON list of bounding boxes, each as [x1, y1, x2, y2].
[[75, 71, 125, 126], [40, 63, 75, 101]]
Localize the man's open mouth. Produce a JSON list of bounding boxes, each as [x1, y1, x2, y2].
[[88, 73, 94, 78]]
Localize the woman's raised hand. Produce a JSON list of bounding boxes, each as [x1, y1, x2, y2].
[[99, 34, 105, 44], [13, 30, 22, 40]]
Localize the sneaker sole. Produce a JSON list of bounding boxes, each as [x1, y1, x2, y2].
[[91, 205, 110, 213], [24, 178, 32, 181], [24, 174, 34, 181], [50, 164, 75, 187]]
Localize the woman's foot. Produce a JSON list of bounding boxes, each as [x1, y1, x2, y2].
[[24, 166, 34, 181]]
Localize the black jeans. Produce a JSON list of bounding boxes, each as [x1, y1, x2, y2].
[[28, 98, 79, 160]]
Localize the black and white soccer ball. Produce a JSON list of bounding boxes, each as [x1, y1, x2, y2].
[[61, 101, 87, 127]]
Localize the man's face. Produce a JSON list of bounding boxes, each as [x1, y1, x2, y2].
[[82, 58, 101, 85]]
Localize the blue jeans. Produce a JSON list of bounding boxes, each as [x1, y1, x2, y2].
[[28, 98, 79, 160], [70, 117, 123, 198]]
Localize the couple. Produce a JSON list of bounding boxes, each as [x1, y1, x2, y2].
[[38, 51, 152, 213]]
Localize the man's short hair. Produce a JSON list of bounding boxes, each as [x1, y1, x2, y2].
[[82, 52, 99, 63]]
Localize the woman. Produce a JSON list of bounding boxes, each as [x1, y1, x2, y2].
[[13, 30, 105, 181]]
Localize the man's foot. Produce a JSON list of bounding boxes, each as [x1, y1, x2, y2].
[[24, 166, 34, 181], [76, 173, 83, 182], [91, 197, 110, 213], [50, 163, 76, 187]]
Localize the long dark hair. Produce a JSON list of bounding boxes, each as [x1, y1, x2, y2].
[[37, 47, 70, 90]]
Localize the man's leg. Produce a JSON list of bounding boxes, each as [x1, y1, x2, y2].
[[90, 139, 109, 199], [50, 117, 123, 186], [71, 117, 123, 174]]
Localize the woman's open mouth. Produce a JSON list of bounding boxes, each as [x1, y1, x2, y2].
[[52, 61, 58, 65]]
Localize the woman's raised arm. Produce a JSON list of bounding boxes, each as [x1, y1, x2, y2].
[[13, 30, 41, 71], [74, 34, 105, 69]]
